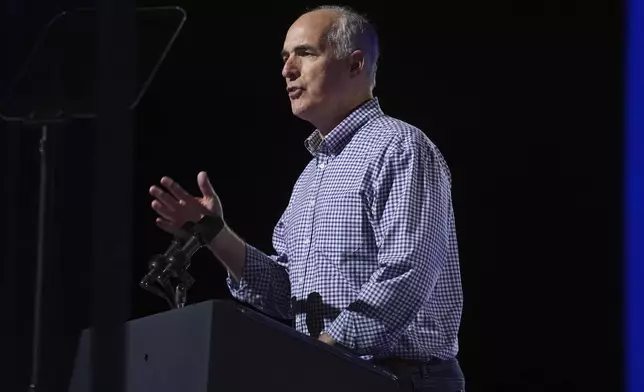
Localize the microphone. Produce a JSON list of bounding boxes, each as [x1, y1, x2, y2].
[[139, 216, 224, 308], [161, 215, 225, 277], [139, 221, 195, 290]]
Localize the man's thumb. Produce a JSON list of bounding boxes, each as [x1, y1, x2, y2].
[[197, 171, 215, 197]]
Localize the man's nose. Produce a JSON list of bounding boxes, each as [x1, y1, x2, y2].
[[282, 58, 299, 80]]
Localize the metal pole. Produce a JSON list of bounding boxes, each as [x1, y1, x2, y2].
[[27, 123, 48, 392]]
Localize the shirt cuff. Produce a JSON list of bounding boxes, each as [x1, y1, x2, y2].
[[323, 308, 393, 356], [324, 310, 357, 350], [226, 243, 269, 298]]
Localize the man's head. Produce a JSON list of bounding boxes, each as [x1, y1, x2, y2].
[[281, 6, 379, 134]]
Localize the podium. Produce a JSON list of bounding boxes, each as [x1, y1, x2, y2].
[[68, 300, 400, 392]]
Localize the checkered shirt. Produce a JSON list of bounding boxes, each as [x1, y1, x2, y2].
[[227, 98, 463, 360]]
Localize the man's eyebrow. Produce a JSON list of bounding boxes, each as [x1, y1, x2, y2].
[[281, 44, 317, 58]]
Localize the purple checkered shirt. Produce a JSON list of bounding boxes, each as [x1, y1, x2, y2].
[[227, 98, 463, 360]]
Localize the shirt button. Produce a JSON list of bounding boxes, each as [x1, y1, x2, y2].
[[318, 163, 326, 169], [310, 200, 315, 207], [303, 238, 310, 245]]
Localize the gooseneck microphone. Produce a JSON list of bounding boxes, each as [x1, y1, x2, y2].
[[139, 221, 194, 293], [140, 215, 224, 308]]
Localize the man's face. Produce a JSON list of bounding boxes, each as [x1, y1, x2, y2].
[[281, 11, 349, 126]]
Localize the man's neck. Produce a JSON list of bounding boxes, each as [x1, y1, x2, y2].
[[316, 94, 373, 136]]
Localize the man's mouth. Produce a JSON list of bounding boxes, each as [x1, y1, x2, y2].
[[287, 86, 303, 99]]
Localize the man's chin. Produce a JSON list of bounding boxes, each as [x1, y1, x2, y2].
[[291, 101, 310, 118]]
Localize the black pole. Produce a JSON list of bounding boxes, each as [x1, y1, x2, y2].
[[27, 124, 48, 392], [91, 1, 135, 392]]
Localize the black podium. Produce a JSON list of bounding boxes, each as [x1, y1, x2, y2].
[[68, 300, 399, 392]]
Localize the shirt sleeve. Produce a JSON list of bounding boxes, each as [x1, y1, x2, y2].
[[226, 214, 293, 320], [324, 134, 453, 356]]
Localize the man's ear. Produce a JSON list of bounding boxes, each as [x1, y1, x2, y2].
[[348, 50, 366, 77]]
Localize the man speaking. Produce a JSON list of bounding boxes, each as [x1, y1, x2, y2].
[[149, 5, 465, 392]]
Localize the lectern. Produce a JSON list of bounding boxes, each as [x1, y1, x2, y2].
[[69, 300, 399, 392]]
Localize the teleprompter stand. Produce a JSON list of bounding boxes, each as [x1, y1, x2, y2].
[[0, 7, 186, 392]]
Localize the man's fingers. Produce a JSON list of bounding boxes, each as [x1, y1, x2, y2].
[[149, 185, 179, 211], [197, 171, 217, 198], [151, 200, 178, 222], [155, 217, 181, 236], [160, 176, 194, 203]]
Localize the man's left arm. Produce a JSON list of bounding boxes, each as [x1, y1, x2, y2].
[[322, 136, 452, 355]]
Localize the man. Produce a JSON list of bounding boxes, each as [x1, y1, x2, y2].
[[149, 5, 465, 392]]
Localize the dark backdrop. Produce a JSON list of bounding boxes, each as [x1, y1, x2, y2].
[[0, 0, 623, 391]]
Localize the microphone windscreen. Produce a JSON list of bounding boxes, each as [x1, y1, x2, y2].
[[173, 221, 196, 241], [193, 215, 224, 243]]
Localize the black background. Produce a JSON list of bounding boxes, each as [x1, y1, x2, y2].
[[0, 0, 623, 391]]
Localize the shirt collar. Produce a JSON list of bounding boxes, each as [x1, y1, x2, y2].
[[304, 97, 384, 157]]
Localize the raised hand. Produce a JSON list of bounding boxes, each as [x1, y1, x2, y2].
[[149, 171, 223, 236]]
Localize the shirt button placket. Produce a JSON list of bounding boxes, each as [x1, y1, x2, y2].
[[299, 154, 326, 330]]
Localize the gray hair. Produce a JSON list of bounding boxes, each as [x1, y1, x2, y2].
[[310, 5, 380, 90]]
